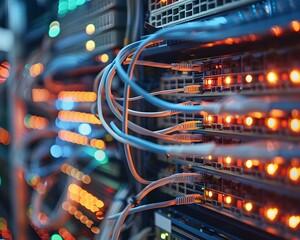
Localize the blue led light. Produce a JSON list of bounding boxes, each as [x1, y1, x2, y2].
[[60, 101, 75, 110], [62, 146, 72, 157], [50, 145, 62, 158], [78, 123, 92, 135]]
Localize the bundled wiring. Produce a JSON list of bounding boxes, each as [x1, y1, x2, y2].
[[96, 12, 300, 240], [111, 173, 202, 239]]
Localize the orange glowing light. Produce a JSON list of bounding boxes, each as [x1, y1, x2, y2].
[[58, 110, 101, 124], [0, 128, 11, 145], [225, 76, 231, 84], [91, 227, 100, 234], [96, 211, 104, 220], [86, 24, 95, 35], [266, 208, 278, 221], [86, 40, 95, 51], [266, 118, 278, 131], [58, 91, 97, 102], [90, 139, 106, 150], [208, 191, 213, 198], [96, 200, 104, 208], [291, 21, 300, 32], [224, 196, 232, 204], [290, 118, 300, 132], [82, 175, 91, 184], [245, 117, 253, 126], [32, 89, 50, 102], [289, 167, 300, 181], [225, 156, 232, 164], [58, 130, 89, 145], [290, 70, 300, 83], [244, 202, 253, 212], [288, 215, 300, 229], [225, 116, 232, 124], [245, 74, 253, 83], [29, 63, 44, 77], [24, 115, 48, 130], [245, 160, 253, 168], [0, 67, 9, 78], [207, 155, 213, 160], [207, 115, 213, 122], [0, 62, 10, 84], [99, 54, 109, 63], [266, 163, 278, 175], [267, 71, 278, 84], [68, 184, 104, 213], [271, 26, 282, 36], [269, 109, 285, 118], [207, 79, 212, 85]]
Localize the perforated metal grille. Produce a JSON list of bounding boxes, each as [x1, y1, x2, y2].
[[149, 0, 258, 27]]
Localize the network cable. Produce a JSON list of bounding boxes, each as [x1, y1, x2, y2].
[[108, 194, 202, 220], [111, 173, 202, 239]]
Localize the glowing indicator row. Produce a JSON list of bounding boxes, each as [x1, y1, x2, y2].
[[24, 114, 49, 130], [58, 130, 107, 151], [206, 115, 300, 133], [58, 228, 75, 240], [205, 191, 300, 229], [58, 110, 101, 124], [58, 0, 86, 17], [32, 89, 50, 102], [205, 70, 300, 86], [0, 61, 10, 84], [59, 130, 89, 145], [58, 91, 97, 102], [68, 183, 105, 213], [228, 156, 300, 181], [0, 128, 10, 145], [61, 163, 91, 184], [62, 202, 100, 234]]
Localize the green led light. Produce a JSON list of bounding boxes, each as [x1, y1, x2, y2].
[[51, 234, 63, 240], [77, 0, 86, 5], [0, 176, 2, 187], [68, 0, 77, 10], [160, 233, 167, 240], [59, 2, 68, 9], [94, 150, 108, 164], [94, 150, 105, 161], [68, 4, 76, 10], [48, 26, 60, 38]]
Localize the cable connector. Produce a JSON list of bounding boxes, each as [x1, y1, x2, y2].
[[171, 134, 202, 143], [178, 121, 202, 131], [171, 173, 202, 183], [171, 63, 202, 72], [184, 85, 201, 94], [176, 194, 203, 205]]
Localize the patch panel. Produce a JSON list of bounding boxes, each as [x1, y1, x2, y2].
[[144, 8, 300, 239], [157, 163, 300, 239], [149, 0, 259, 28]]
